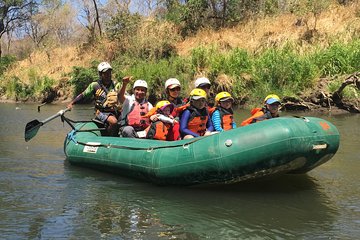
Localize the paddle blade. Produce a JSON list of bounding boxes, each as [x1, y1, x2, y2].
[[25, 120, 42, 142]]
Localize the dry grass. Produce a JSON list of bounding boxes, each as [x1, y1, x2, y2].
[[4, 42, 112, 84], [176, 3, 360, 55], [5, 3, 360, 85]]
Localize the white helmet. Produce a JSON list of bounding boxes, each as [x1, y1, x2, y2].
[[194, 77, 211, 88], [165, 78, 181, 90], [133, 79, 148, 89], [97, 62, 112, 72]]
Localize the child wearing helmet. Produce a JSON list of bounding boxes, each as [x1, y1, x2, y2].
[[180, 88, 214, 139], [144, 101, 179, 141], [164, 78, 188, 140], [67, 61, 124, 136], [194, 77, 215, 107], [241, 94, 281, 126], [164, 78, 185, 108], [211, 92, 236, 132], [118, 78, 153, 138]]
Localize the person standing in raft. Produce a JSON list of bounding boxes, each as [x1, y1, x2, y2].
[[67, 62, 124, 136], [211, 92, 237, 132], [118, 78, 153, 138], [241, 94, 281, 126], [180, 88, 214, 139], [144, 100, 178, 141]]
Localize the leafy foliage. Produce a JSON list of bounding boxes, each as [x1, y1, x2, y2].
[[313, 40, 360, 76], [0, 55, 16, 76], [69, 65, 98, 97]]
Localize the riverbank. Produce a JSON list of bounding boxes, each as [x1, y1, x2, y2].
[[0, 3, 359, 113]]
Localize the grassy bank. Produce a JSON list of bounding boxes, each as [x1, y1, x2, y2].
[[0, 3, 359, 107], [1, 38, 359, 106]]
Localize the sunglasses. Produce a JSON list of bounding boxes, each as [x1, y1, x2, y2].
[[169, 87, 181, 92], [200, 85, 211, 90]]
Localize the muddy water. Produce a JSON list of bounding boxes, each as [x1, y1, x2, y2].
[[1, 103, 359, 239]]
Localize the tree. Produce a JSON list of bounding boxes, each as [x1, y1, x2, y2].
[[0, 0, 37, 57], [25, 1, 77, 48], [77, 0, 103, 43]]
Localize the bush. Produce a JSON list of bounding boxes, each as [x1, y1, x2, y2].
[[122, 57, 193, 103], [0, 55, 16, 76], [313, 41, 360, 76], [69, 65, 98, 98], [253, 44, 319, 93]]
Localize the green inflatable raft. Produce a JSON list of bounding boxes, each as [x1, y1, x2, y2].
[[63, 116, 339, 186]]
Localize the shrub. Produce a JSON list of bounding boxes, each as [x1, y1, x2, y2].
[[253, 44, 319, 94], [313, 41, 359, 76], [69, 66, 98, 98], [0, 55, 16, 76]]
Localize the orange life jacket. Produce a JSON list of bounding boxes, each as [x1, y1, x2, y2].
[[216, 107, 234, 130], [126, 101, 150, 130], [241, 107, 276, 126], [172, 103, 190, 117], [186, 106, 208, 136], [207, 106, 216, 115], [145, 121, 171, 141]]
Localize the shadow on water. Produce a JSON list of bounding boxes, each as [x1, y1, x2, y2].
[[31, 162, 338, 239]]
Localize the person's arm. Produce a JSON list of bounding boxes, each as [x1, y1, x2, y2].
[[211, 110, 223, 132], [118, 76, 131, 103], [157, 114, 174, 124], [206, 114, 214, 132], [232, 120, 237, 129], [180, 110, 199, 137], [67, 82, 95, 108]]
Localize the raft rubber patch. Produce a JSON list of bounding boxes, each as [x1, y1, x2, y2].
[[83, 142, 101, 153]]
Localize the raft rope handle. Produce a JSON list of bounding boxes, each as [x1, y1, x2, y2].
[[73, 137, 203, 150], [62, 115, 208, 150], [293, 115, 310, 122], [67, 129, 78, 144]]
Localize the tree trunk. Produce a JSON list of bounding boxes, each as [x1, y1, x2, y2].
[[92, 0, 102, 37]]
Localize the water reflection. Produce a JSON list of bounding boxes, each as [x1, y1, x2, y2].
[[56, 166, 337, 239], [1, 103, 359, 239]]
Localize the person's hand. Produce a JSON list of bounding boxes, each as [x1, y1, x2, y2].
[[122, 76, 132, 84], [150, 114, 158, 122], [204, 131, 212, 136], [67, 103, 73, 109]]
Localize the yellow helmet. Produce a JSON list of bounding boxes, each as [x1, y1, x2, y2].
[[264, 94, 281, 104], [155, 100, 174, 112], [189, 88, 207, 100], [215, 92, 234, 103]]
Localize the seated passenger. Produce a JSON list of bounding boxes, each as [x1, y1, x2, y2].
[[145, 101, 179, 141], [118, 78, 153, 138], [194, 77, 215, 108], [67, 62, 122, 136], [241, 94, 281, 126], [180, 88, 214, 139], [165, 78, 185, 108], [211, 92, 237, 132], [164, 78, 186, 140]]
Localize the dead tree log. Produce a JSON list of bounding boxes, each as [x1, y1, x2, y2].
[[331, 72, 360, 113]]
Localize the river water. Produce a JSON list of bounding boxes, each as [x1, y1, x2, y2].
[[0, 103, 359, 239]]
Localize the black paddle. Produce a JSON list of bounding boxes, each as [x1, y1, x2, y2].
[[25, 108, 70, 142]]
